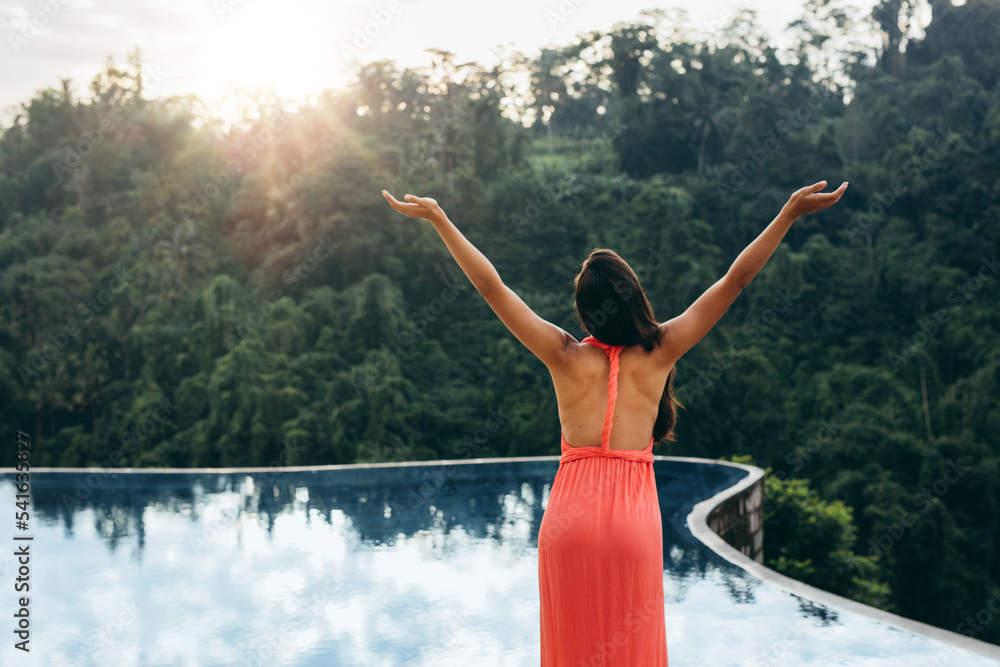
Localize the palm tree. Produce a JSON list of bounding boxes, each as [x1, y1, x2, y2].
[[693, 103, 734, 174], [530, 48, 569, 152], [153, 220, 213, 288]]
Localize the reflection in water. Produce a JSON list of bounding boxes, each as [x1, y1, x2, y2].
[[0, 459, 993, 666]]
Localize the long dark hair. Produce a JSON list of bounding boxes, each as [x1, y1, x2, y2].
[[573, 248, 683, 443]]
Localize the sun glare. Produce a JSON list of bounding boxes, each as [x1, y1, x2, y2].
[[210, 2, 334, 102]]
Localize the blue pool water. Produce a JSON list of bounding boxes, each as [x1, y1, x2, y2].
[[0, 458, 996, 666]]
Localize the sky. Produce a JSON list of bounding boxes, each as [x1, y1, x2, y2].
[[0, 0, 887, 121]]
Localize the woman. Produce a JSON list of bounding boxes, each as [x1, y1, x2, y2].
[[382, 179, 848, 665]]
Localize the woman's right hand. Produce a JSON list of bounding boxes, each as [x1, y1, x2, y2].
[[783, 180, 848, 218], [382, 190, 448, 225]]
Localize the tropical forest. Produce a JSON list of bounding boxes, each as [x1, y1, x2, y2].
[[1, 0, 998, 647]]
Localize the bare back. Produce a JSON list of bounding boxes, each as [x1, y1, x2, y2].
[[550, 332, 675, 450]]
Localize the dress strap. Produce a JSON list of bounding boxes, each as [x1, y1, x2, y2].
[[582, 336, 620, 450]]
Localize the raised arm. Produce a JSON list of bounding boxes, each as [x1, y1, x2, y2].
[[382, 190, 574, 368], [659, 180, 848, 362]]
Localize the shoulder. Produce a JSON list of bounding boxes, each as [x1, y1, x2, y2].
[[542, 331, 585, 367], [626, 322, 677, 367], [654, 321, 681, 365], [545, 335, 601, 377]]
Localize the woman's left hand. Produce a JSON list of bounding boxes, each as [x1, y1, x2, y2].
[[382, 190, 446, 224]]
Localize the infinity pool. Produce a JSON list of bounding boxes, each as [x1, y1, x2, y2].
[[1, 458, 996, 666]]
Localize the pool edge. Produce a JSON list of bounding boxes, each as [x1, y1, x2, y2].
[[685, 457, 1000, 662]]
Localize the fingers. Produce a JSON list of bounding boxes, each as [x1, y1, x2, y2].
[[793, 182, 824, 198], [818, 184, 848, 209], [384, 191, 422, 206], [383, 190, 437, 219], [382, 190, 405, 208], [795, 180, 847, 203], [382, 190, 419, 214], [384, 189, 441, 223], [809, 180, 849, 194], [821, 182, 847, 203], [384, 190, 414, 208], [405, 194, 437, 206]]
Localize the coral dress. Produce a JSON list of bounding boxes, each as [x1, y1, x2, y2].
[[538, 336, 668, 666]]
